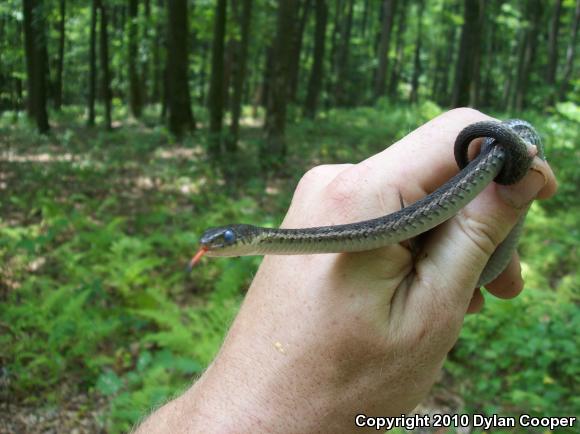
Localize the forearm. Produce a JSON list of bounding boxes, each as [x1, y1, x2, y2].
[[137, 258, 413, 434], [135, 109, 557, 434]]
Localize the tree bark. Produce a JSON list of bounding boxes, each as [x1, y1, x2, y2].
[[152, 0, 164, 105], [54, 0, 66, 109], [334, 0, 354, 106], [227, 0, 252, 154], [559, 0, 580, 100], [166, 0, 195, 137], [208, 0, 227, 159], [289, 0, 311, 102], [22, 0, 50, 133], [98, 0, 112, 129], [222, 37, 233, 115], [409, 0, 425, 104], [388, 2, 406, 98], [88, 0, 97, 126], [503, 29, 524, 110], [198, 41, 209, 105], [22, 0, 35, 117], [260, 46, 274, 110], [451, 0, 484, 108], [304, 0, 328, 118], [361, 0, 370, 37], [0, 17, 7, 111], [546, 0, 562, 90], [128, 0, 142, 117], [263, 0, 298, 169], [480, 13, 495, 107], [141, 0, 151, 105], [327, 0, 343, 106], [373, 0, 396, 100], [514, 0, 542, 111], [432, 1, 460, 106]]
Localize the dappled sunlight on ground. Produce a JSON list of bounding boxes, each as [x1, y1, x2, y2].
[[154, 145, 204, 160], [0, 151, 78, 163]]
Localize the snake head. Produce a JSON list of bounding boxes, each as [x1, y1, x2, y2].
[[200, 226, 238, 250], [188, 224, 257, 269]]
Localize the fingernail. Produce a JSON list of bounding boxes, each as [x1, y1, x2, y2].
[[498, 170, 546, 209]]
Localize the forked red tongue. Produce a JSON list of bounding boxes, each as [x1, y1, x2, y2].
[[187, 247, 208, 272]]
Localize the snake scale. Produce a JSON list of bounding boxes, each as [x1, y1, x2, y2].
[[191, 119, 544, 287]]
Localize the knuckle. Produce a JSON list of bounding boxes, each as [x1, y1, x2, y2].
[[445, 107, 486, 121], [294, 165, 333, 197], [324, 171, 359, 210]]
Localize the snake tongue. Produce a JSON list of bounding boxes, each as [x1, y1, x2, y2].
[[187, 247, 208, 271]]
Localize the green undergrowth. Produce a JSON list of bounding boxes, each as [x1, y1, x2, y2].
[[1, 102, 578, 431]]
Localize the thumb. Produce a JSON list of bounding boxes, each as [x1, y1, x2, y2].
[[416, 162, 547, 310]]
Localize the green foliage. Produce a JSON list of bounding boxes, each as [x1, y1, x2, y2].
[[1, 103, 578, 431], [0, 114, 265, 431], [445, 107, 580, 419], [449, 288, 580, 416], [289, 100, 442, 163]]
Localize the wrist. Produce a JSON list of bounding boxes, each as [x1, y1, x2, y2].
[[187, 344, 323, 433]]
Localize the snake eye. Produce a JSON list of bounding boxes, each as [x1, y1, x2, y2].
[[223, 229, 235, 244]]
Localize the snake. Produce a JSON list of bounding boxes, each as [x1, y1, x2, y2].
[[190, 119, 544, 287]]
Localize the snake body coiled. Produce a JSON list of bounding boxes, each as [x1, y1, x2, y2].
[[195, 120, 544, 287]]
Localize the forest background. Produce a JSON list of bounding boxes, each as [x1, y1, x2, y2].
[[1, 0, 579, 432]]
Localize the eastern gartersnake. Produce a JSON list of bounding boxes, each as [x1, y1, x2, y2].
[[191, 119, 544, 287]]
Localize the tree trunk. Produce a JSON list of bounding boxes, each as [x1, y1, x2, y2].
[[451, 0, 484, 108], [559, 0, 580, 100], [470, 1, 486, 106], [128, 0, 142, 118], [289, 0, 311, 102], [327, 0, 343, 107], [361, 0, 370, 37], [222, 38, 233, 116], [22, 0, 35, 117], [546, 0, 562, 92], [514, 0, 542, 111], [166, 0, 195, 137], [198, 41, 209, 105], [0, 17, 6, 111], [54, 0, 66, 110], [141, 0, 151, 105], [260, 46, 274, 110], [433, 1, 460, 106], [151, 1, 163, 104], [334, 0, 354, 106], [388, 2, 407, 98], [304, 0, 328, 118], [22, 0, 50, 133], [208, 0, 227, 159], [98, 0, 112, 129], [88, 0, 97, 126], [409, 0, 425, 104], [503, 29, 525, 110], [161, 65, 168, 119], [227, 0, 252, 154], [373, 0, 396, 100], [480, 15, 495, 108], [263, 0, 298, 169]]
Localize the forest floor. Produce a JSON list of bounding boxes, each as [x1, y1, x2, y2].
[[1, 375, 464, 433], [1, 103, 578, 433]]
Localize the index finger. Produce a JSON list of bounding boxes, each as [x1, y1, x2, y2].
[[363, 108, 495, 205], [356, 108, 556, 213]]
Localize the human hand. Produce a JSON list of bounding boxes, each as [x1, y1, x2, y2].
[[136, 109, 557, 433]]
